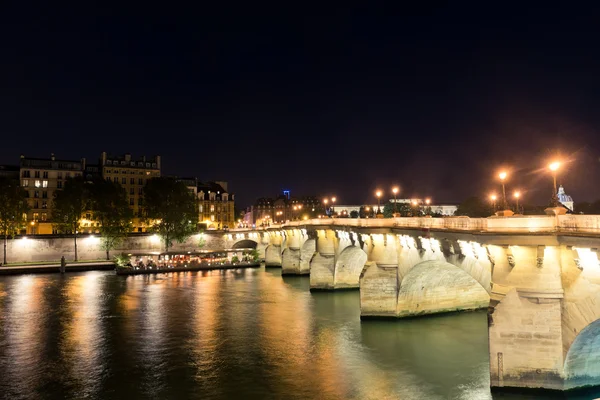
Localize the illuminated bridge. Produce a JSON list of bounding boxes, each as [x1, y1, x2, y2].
[[223, 215, 600, 392]]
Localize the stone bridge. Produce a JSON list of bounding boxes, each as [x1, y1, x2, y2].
[[221, 215, 600, 392]]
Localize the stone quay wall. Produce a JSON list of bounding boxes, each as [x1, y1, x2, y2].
[[3, 232, 229, 264]]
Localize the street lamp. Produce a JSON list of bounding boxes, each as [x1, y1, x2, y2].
[[392, 187, 399, 215], [514, 191, 521, 214], [375, 190, 382, 215], [549, 161, 560, 206], [490, 194, 497, 211], [331, 197, 336, 216], [498, 171, 508, 210]]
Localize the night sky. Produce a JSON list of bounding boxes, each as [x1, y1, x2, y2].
[[2, 5, 600, 208]]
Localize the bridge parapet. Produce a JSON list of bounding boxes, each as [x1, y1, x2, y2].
[[225, 215, 600, 235]]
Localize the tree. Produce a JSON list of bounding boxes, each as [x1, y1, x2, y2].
[[454, 196, 492, 218], [0, 178, 29, 265], [383, 202, 417, 217], [359, 206, 375, 218], [144, 177, 199, 253], [349, 210, 359, 218], [53, 176, 89, 261], [89, 178, 133, 260]]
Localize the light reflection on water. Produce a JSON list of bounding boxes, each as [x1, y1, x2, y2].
[[0, 268, 598, 400]]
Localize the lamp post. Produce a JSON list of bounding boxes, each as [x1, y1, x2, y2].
[[498, 171, 508, 210], [425, 198, 431, 216], [331, 197, 336, 216], [490, 194, 497, 212], [323, 198, 329, 217], [514, 191, 521, 214], [392, 187, 399, 215], [375, 190, 382, 215], [549, 162, 560, 206]]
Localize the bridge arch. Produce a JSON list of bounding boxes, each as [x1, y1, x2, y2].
[[396, 260, 490, 317], [232, 239, 258, 249], [564, 319, 600, 389], [334, 246, 368, 288]]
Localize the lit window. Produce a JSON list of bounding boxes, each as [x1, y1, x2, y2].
[[34, 180, 41, 188], [42, 180, 48, 188], [33, 212, 39, 221], [41, 213, 47, 221], [22, 179, 29, 187], [210, 215, 215, 221], [210, 205, 215, 212]]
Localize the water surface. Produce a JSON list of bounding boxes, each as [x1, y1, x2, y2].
[[0, 268, 597, 399]]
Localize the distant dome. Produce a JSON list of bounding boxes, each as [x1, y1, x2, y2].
[[557, 185, 573, 203]]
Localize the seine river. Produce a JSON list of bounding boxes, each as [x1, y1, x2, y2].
[[0, 267, 597, 400]]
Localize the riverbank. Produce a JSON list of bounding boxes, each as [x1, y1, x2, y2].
[[0, 261, 115, 275], [115, 261, 261, 275]]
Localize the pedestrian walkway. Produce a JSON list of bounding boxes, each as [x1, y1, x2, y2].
[[0, 261, 115, 275]]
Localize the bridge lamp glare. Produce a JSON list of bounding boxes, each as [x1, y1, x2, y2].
[[392, 187, 398, 195], [375, 191, 382, 198], [498, 171, 507, 181], [425, 198, 431, 205], [549, 162, 560, 171]]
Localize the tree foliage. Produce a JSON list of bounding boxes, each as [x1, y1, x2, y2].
[[53, 176, 89, 261], [349, 210, 359, 218], [0, 178, 29, 264], [144, 177, 198, 252], [383, 202, 420, 217], [89, 178, 133, 260], [454, 196, 492, 218]]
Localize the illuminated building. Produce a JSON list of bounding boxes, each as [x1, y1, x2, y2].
[[19, 154, 84, 234], [197, 181, 235, 230], [100, 152, 161, 232]]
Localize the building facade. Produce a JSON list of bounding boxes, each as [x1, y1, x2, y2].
[[0, 165, 19, 179], [197, 182, 235, 230], [100, 152, 161, 232], [557, 185, 574, 211], [19, 154, 84, 234]]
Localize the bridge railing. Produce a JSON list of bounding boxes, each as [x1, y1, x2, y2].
[[558, 215, 600, 233], [228, 215, 600, 235]]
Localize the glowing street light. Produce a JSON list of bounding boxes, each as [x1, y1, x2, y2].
[[425, 198, 431, 205], [498, 171, 508, 210], [392, 187, 399, 215], [514, 191, 521, 214], [549, 161, 561, 206], [490, 194, 497, 211]]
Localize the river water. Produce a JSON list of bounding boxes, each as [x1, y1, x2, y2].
[[0, 267, 597, 400]]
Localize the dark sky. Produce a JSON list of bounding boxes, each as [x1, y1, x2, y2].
[[2, 4, 600, 208]]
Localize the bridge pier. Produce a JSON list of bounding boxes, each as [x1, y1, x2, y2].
[[281, 229, 315, 275], [309, 229, 337, 289]]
